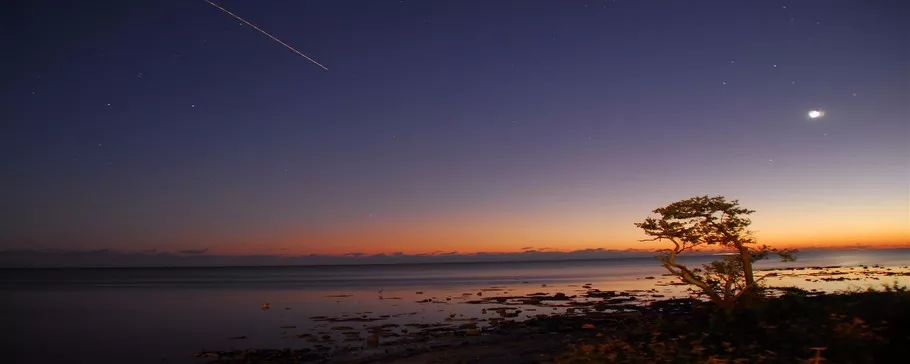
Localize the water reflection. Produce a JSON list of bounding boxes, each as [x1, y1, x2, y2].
[[4, 251, 909, 364]]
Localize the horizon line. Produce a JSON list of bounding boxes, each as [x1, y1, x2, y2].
[[2, 245, 908, 269]]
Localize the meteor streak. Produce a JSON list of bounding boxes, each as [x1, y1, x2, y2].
[[204, 0, 328, 71]]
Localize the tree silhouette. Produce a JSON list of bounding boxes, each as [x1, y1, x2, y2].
[[635, 195, 796, 307]]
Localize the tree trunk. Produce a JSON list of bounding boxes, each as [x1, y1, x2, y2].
[[739, 245, 755, 287], [664, 261, 723, 304]]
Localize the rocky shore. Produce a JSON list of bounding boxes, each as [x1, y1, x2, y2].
[[192, 264, 910, 363]]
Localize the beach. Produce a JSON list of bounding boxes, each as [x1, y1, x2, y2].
[[4, 249, 909, 364]]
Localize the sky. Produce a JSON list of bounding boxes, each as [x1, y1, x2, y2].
[[4, 0, 908, 260]]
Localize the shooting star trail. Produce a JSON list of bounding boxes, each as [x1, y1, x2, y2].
[[204, 0, 328, 71]]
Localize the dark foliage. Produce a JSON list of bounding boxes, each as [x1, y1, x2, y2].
[[557, 288, 910, 363]]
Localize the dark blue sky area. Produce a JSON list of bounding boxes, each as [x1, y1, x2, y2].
[[4, 1, 908, 254]]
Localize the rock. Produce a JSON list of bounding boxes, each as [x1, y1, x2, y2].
[[614, 311, 643, 318], [587, 291, 616, 298], [581, 323, 596, 329], [366, 334, 380, 346], [606, 297, 637, 304], [645, 276, 656, 279], [465, 329, 481, 336], [261, 303, 270, 310], [279, 325, 296, 329]]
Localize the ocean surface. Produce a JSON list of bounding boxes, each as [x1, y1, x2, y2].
[[3, 249, 908, 364]]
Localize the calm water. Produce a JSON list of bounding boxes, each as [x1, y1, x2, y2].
[[3, 249, 908, 364]]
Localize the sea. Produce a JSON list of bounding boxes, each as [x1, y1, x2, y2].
[[3, 249, 908, 364]]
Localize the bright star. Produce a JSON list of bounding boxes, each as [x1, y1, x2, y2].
[[808, 110, 824, 119]]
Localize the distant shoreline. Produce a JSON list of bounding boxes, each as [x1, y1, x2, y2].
[[1, 246, 908, 270]]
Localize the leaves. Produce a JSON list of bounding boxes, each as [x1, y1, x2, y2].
[[635, 195, 754, 249]]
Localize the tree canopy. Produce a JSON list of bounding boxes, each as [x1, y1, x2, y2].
[[635, 195, 796, 307]]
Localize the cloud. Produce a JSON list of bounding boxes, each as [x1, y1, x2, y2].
[[0, 247, 663, 268], [177, 248, 209, 255]]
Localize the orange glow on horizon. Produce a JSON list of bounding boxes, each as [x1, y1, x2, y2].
[[141, 198, 908, 257], [202, 213, 908, 256]]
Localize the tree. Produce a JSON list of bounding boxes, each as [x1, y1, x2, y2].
[[634, 195, 796, 307]]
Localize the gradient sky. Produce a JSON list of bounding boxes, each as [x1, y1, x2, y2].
[[5, 0, 908, 257]]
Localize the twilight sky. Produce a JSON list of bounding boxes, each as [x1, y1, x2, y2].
[[4, 0, 908, 257]]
